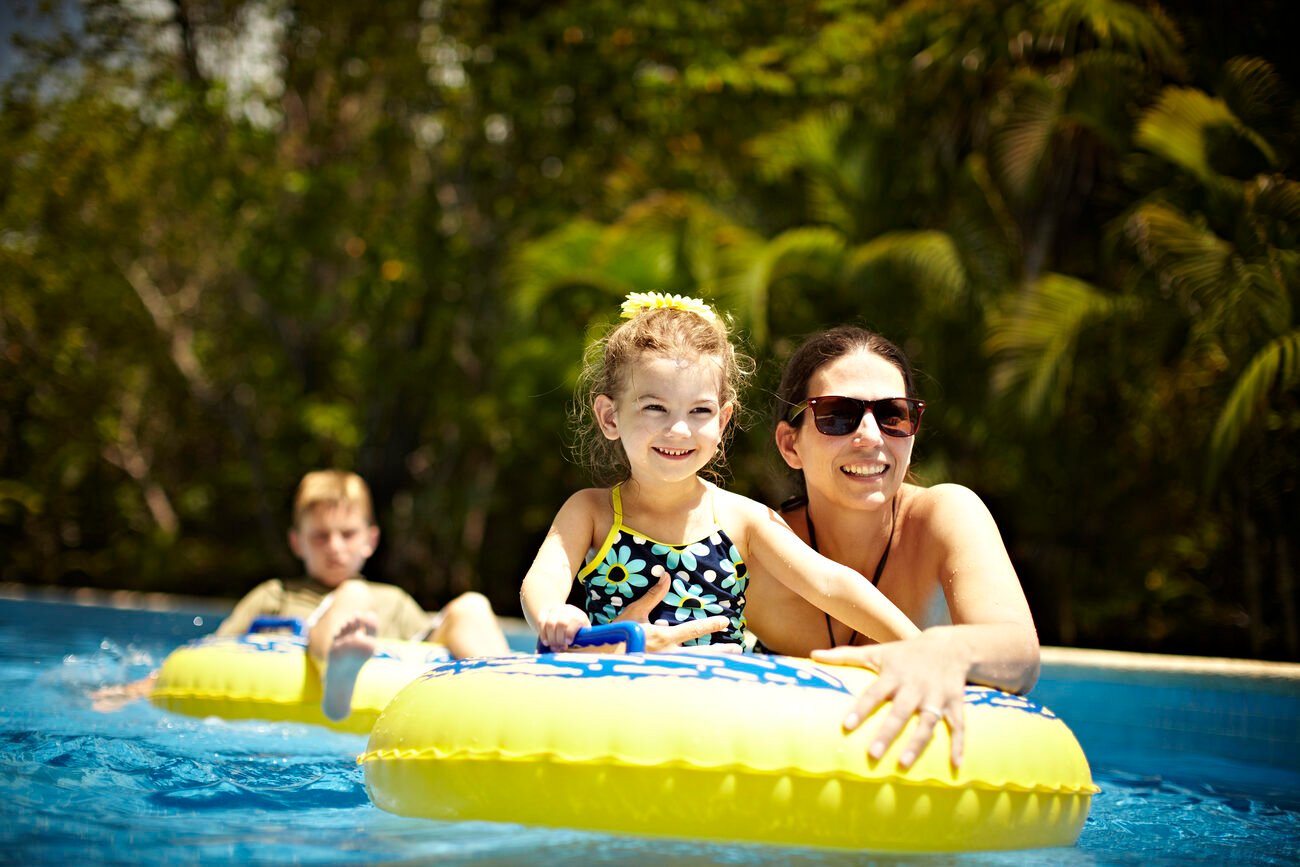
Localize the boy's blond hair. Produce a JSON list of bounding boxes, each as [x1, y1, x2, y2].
[[292, 470, 375, 528]]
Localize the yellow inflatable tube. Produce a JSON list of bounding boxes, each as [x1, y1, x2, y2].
[[151, 628, 451, 734], [361, 642, 1097, 852]]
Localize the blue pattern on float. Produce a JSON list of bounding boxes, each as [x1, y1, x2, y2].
[[416, 651, 1056, 717]]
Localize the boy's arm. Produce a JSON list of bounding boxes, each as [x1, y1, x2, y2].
[[95, 580, 280, 712], [520, 491, 599, 650], [89, 671, 158, 712], [733, 497, 920, 643]]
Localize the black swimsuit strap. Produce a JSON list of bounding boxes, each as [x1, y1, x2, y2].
[[805, 495, 898, 648]]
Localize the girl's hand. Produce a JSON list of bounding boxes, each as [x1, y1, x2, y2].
[[811, 630, 969, 769], [536, 604, 591, 651], [614, 573, 731, 652]]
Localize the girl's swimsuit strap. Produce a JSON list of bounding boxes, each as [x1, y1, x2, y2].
[[611, 482, 625, 523], [576, 485, 626, 583], [609, 481, 721, 547]]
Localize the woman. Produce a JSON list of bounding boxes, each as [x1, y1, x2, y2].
[[745, 326, 1040, 769]]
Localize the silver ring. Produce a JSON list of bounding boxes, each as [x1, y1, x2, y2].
[[920, 704, 944, 719]]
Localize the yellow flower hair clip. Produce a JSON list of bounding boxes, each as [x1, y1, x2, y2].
[[620, 291, 717, 322]]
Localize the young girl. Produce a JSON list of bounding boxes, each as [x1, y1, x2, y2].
[[520, 293, 920, 652]]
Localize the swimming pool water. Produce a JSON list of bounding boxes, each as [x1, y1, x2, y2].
[[2, 597, 1298, 865]]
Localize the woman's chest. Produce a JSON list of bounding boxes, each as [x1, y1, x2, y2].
[[876, 535, 949, 627]]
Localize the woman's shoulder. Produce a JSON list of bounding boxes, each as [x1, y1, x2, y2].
[[904, 482, 1001, 540], [905, 481, 987, 514]]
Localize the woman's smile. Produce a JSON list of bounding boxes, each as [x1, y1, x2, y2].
[[840, 461, 889, 479]]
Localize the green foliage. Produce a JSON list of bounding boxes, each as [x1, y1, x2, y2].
[[1209, 330, 1300, 479], [2, 0, 1297, 659], [987, 273, 1123, 419]]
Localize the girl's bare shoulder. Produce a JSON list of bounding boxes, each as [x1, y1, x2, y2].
[[556, 487, 614, 520]]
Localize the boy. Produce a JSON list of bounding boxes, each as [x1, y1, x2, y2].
[[93, 470, 510, 720]]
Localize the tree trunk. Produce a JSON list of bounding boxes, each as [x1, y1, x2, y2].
[[1278, 530, 1297, 658], [1242, 507, 1265, 657]]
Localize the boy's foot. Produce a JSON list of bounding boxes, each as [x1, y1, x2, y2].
[[322, 613, 379, 721]]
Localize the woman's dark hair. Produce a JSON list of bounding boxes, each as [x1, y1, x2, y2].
[[774, 326, 917, 428]]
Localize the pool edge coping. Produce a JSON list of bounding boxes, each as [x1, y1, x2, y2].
[[1041, 645, 1300, 680], [0, 581, 536, 634], [5, 581, 1298, 679]]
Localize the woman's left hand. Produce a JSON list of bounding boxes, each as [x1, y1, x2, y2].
[[811, 629, 969, 769]]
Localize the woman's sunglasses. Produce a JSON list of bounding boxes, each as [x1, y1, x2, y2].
[[786, 395, 926, 438]]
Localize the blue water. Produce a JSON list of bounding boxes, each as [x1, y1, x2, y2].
[[2, 598, 1298, 865]]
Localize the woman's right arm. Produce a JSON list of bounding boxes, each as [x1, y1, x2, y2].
[[812, 483, 1039, 769], [519, 491, 599, 651]]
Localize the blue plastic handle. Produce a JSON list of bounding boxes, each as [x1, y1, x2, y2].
[[247, 616, 305, 636], [536, 622, 646, 654]]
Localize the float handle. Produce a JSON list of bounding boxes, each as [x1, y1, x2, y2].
[[248, 616, 305, 636], [536, 622, 646, 654]]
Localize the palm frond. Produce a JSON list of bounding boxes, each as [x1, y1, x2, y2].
[[1252, 175, 1300, 224], [1124, 201, 1233, 304], [955, 155, 1021, 288], [1207, 329, 1300, 486], [747, 105, 869, 230], [1228, 260, 1293, 338], [1220, 57, 1285, 133], [719, 226, 847, 349], [507, 220, 616, 315], [845, 230, 968, 310], [747, 105, 852, 184], [992, 73, 1063, 202], [986, 272, 1120, 419], [1038, 0, 1185, 76], [1136, 86, 1277, 183], [681, 205, 765, 303], [1062, 49, 1145, 149]]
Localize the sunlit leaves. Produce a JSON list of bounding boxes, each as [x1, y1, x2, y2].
[[992, 73, 1062, 201], [721, 225, 846, 349], [1219, 57, 1288, 136], [986, 273, 1120, 419], [1038, 0, 1185, 77], [1125, 201, 1232, 305], [847, 230, 968, 311], [1208, 329, 1300, 482], [1136, 87, 1277, 183]]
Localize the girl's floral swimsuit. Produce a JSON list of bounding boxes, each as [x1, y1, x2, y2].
[[576, 483, 748, 647]]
